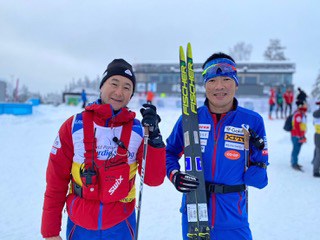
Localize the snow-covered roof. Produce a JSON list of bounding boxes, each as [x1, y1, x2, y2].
[[134, 62, 295, 74]]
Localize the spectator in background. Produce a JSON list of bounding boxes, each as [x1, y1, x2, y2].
[[313, 100, 320, 177], [268, 87, 276, 120], [297, 87, 307, 103], [290, 100, 308, 171], [81, 89, 87, 108], [275, 87, 284, 119], [283, 87, 294, 117], [146, 91, 154, 104]]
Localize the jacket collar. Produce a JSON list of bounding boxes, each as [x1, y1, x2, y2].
[[84, 100, 135, 126]]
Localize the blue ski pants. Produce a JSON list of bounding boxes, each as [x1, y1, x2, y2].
[[291, 136, 303, 166], [66, 211, 136, 240]]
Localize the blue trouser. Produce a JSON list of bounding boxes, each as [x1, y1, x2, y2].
[[182, 209, 252, 240], [66, 211, 136, 240], [291, 136, 303, 166]]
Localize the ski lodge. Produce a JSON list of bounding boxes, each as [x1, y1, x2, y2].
[[133, 62, 295, 97]]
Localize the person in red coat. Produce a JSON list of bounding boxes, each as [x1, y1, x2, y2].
[[41, 59, 166, 240], [283, 87, 294, 117], [290, 100, 307, 171], [268, 87, 276, 120], [146, 91, 154, 104]]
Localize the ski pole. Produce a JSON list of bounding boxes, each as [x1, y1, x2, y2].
[[241, 124, 250, 215], [135, 126, 149, 240]]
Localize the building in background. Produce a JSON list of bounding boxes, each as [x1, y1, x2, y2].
[[0, 80, 7, 102], [134, 62, 295, 97]]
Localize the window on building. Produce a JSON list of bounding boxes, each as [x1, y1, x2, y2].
[[283, 74, 292, 85], [259, 74, 282, 85], [243, 75, 257, 84], [149, 75, 160, 83]]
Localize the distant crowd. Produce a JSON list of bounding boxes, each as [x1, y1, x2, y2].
[[268, 86, 320, 177]]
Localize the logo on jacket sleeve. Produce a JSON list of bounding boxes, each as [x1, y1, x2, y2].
[[51, 134, 61, 155], [224, 150, 241, 160], [53, 134, 61, 148]]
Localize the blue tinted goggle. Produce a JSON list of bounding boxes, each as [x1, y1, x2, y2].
[[202, 63, 237, 77]]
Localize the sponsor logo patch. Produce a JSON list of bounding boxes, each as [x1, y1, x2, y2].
[[224, 150, 241, 160], [125, 69, 133, 76], [74, 119, 83, 124], [51, 147, 57, 155], [200, 139, 207, 146], [224, 126, 244, 135], [262, 149, 268, 156], [108, 175, 124, 195], [201, 146, 205, 153], [225, 141, 244, 150], [199, 131, 209, 139], [199, 124, 211, 131], [224, 134, 244, 143], [263, 136, 268, 149], [53, 134, 61, 148]]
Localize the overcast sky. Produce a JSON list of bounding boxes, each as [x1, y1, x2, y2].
[[1, 0, 319, 95]]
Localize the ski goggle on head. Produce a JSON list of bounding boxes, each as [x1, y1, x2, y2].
[[202, 58, 239, 86]]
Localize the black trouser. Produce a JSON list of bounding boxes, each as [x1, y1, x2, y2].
[[285, 103, 292, 117], [276, 103, 283, 118], [82, 100, 87, 109], [269, 104, 275, 117]]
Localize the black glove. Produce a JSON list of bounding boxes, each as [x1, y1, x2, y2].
[[249, 128, 265, 150], [140, 103, 164, 148], [170, 170, 199, 193]]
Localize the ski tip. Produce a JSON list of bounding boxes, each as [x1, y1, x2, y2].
[[180, 46, 185, 61], [187, 42, 192, 58]]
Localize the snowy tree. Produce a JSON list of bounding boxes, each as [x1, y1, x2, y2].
[[311, 70, 320, 100], [18, 85, 30, 102], [264, 39, 287, 61], [229, 42, 252, 61]]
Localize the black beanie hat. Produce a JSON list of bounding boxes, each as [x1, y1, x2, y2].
[[100, 59, 136, 95]]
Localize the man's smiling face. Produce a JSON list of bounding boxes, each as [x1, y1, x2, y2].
[[100, 75, 133, 110]]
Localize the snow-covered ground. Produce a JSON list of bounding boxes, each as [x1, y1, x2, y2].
[[1, 103, 320, 240]]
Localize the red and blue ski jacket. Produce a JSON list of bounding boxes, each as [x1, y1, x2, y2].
[[166, 98, 268, 230]]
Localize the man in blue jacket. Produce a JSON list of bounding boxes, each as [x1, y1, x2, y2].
[[166, 52, 269, 240]]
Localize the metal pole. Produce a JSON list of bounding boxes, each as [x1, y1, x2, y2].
[[135, 127, 149, 240], [242, 124, 250, 215]]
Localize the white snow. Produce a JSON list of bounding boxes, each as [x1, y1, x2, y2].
[[1, 103, 320, 240]]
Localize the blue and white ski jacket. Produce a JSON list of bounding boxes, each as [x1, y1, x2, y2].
[[166, 98, 268, 230]]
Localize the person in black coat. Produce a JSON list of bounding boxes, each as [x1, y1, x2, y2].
[[296, 87, 307, 103]]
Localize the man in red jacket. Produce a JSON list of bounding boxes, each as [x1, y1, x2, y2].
[[290, 100, 307, 171], [41, 59, 166, 239], [268, 87, 276, 120], [283, 87, 294, 117]]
